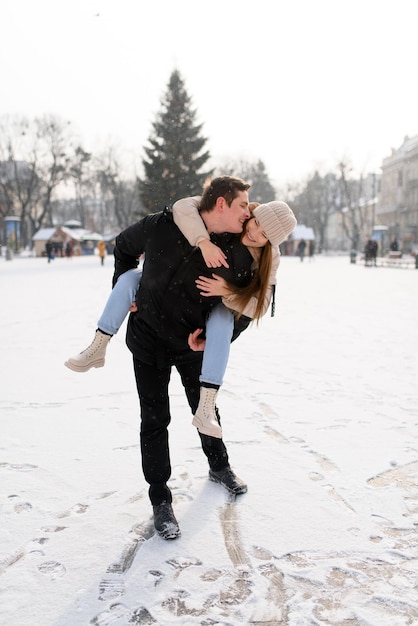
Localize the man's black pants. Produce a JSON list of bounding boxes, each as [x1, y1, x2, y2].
[[133, 357, 230, 505]]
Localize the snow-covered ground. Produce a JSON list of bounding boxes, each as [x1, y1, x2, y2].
[[1, 252, 418, 626]]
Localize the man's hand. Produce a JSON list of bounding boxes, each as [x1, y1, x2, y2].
[[129, 301, 138, 312], [188, 328, 206, 351], [198, 240, 229, 268], [196, 274, 230, 297]]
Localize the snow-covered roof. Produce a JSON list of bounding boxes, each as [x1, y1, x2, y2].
[[74, 230, 103, 241], [290, 224, 315, 240], [32, 228, 57, 241], [32, 226, 103, 242]]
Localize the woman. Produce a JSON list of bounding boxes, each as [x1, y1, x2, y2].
[[174, 198, 296, 438], [65, 197, 297, 438]]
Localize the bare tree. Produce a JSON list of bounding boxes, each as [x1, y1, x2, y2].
[[293, 171, 340, 252], [96, 148, 145, 231], [0, 114, 76, 247], [69, 147, 93, 228], [338, 161, 365, 252], [33, 115, 74, 229]]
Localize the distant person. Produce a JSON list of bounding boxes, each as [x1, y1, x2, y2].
[[308, 239, 315, 261], [65, 239, 73, 259], [297, 238, 306, 261], [45, 241, 54, 263], [390, 238, 399, 252], [97, 240, 106, 266], [364, 239, 378, 266]]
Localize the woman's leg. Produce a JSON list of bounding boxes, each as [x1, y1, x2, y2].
[[98, 268, 142, 335], [193, 304, 234, 438], [64, 268, 142, 373], [200, 303, 234, 386]]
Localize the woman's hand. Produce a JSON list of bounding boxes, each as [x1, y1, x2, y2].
[[129, 301, 138, 312], [188, 328, 206, 351], [196, 274, 230, 297], [198, 240, 229, 268]]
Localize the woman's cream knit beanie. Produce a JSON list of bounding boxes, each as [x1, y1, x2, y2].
[[253, 201, 297, 246]]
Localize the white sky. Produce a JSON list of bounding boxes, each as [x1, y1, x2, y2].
[[2, 254, 418, 624], [2, 0, 418, 187]]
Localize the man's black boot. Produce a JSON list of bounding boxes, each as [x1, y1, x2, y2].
[[209, 467, 247, 495], [152, 501, 181, 540]]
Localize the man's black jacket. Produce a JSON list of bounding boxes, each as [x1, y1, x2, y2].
[[113, 208, 253, 366]]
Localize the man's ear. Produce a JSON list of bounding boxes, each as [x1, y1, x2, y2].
[[215, 196, 225, 213]]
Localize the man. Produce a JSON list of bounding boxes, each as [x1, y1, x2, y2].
[[113, 176, 253, 539]]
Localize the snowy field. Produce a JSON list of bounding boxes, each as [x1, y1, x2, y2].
[[1, 252, 418, 626]]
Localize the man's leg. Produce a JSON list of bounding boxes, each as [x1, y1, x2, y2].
[[133, 357, 180, 539], [133, 357, 173, 504]]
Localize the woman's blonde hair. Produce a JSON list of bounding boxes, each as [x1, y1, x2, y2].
[[227, 203, 273, 322]]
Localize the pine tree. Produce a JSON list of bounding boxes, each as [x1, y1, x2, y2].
[[138, 70, 213, 212], [245, 160, 276, 204]]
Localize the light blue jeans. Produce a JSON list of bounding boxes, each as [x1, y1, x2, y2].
[[97, 268, 142, 335], [199, 302, 233, 386], [97, 268, 233, 385]]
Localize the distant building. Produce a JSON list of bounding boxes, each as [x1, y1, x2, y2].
[[32, 221, 103, 257], [378, 135, 418, 252], [282, 224, 315, 255]]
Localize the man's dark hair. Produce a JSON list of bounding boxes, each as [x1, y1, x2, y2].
[[199, 176, 251, 213]]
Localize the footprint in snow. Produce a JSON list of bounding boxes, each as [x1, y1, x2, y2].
[[91, 602, 157, 625], [0, 462, 38, 471], [41, 525, 67, 533], [98, 520, 155, 601], [56, 502, 89, 518], [38, 560, 66, 579]]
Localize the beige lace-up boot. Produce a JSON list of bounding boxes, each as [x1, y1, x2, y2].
[[64, 330, 111, 373], [192, 387, 222, 438]]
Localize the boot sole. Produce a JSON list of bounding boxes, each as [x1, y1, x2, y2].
[[192, 415, 222, 438], [64, 359, 105, 372]]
